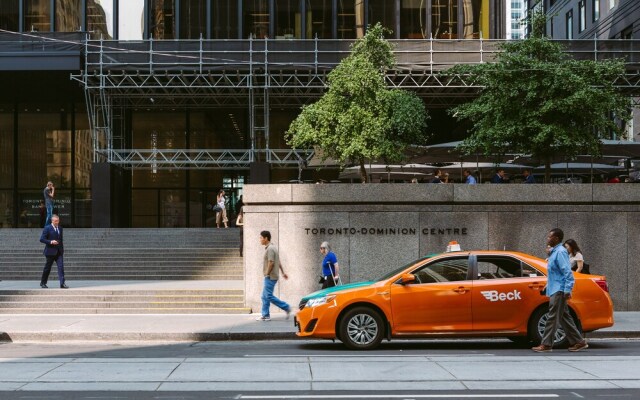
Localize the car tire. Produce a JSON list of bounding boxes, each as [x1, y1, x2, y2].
[[528, 306, 582, 348], [339, 306, 385, 350]]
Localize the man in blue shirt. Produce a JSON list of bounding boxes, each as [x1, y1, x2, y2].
[[523, 169, 535, 184], [464, 170, 477, 185], [320, 241, 340, 288], [532, 228, 588, 352]]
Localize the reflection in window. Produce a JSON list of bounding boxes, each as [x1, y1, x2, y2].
[[275, 0, 300, 38], [212, 0, 239, 38], [432, 0, 457, 39], [462, 0, 488, 39], [56, 0, 81, 32], [401, 0, 426, 39], [306, 0, 332, 39], [337, 0, 365, 39], [0, 1, 19, 31], [593, 0, 599, 22], [119, 0, 144, 40], [87, 0, 113, 39], [477, 258, 522, 279], [150, 0, 175, 39], [368, 0, 395, 35], [180, 0, 206, 39], [413, 258, 469, 283], [24, 0, 51, 32], [244, 0, 269, 39], [566, 10, 573, 39], [578, 0, 585, 32]]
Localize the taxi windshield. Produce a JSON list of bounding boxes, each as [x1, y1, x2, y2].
[[375, 255, 437, 282]]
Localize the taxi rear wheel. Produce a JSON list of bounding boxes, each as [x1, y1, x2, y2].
[[339, 307, 384, 350], [529, 307, 582, 348]]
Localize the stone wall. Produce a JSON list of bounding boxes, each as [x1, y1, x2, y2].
[[243, 184, 640, 312]]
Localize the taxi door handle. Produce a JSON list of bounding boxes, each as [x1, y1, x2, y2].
[[453, 286, 469, 293], [528, 283, 543, 289]]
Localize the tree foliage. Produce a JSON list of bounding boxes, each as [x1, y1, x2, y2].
[[286, 23, 428, 182], [448, 11, 630, 181]]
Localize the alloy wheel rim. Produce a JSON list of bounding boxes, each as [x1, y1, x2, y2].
[[347, 313, 379, 345], [538, 312, 567, 344]]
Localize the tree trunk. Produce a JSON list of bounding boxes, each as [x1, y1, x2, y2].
[[359, 159, 368, 183], [544, 157, 551, 184]]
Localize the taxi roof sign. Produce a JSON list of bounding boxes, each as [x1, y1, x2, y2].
[[446, 241, 461, 252]]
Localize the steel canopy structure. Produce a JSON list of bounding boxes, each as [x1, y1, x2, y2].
[[69, 37, 640, 170]]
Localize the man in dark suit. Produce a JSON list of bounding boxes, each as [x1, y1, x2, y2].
[[39, 214, 68, 289]]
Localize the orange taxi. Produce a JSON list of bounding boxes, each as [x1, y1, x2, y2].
[[294, 250, 614, 349]]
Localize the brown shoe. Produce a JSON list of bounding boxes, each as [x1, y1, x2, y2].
[[568, 341, 588, 352], [532, 344, 553, 353]]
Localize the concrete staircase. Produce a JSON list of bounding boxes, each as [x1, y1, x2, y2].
[[0, 229, 250, 314]]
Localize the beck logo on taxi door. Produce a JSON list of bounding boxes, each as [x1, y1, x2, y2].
[[481, 290, 522, 302]]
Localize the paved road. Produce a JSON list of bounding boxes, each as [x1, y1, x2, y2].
[[1, 339, 639, 397]]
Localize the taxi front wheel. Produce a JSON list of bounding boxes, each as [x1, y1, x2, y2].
[[339, 306, 385, 350]]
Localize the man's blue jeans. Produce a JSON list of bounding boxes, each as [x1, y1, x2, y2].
[[261, 277, 290, 317], [45, 203, 53, 226]]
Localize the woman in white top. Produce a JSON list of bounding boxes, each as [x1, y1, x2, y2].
[[216, 189, 228, 228], [564, 239, 584, 272]]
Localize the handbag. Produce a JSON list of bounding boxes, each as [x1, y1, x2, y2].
[[212, 204, 222, 212], [582, 262, 590, 274]]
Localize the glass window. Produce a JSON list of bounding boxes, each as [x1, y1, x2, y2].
[[244, 0, 269, 39], [55, 0, 81, 32], [87, 0, 114, 39], [0, 110, 13, 188], [432, 0, 457, 39], [118, 0, 144, 40], [412, 257, 469, 284], [400, 0, 425, 39], [0, 190, 14, 228], [0, 1, 19, 31], [74, 109, 92, 189], [593, 0, 600, 22], [609, 0, 615, 10], [212, 0, 239, 39], [180, 0, 206, 39], [477, 257, 522, 280], [464, 0, 488, 39], [150, 0, 175, 39], [274, 0, 300, 38], [367, 0, 394, 35], [24, 0, 51, 32], [566, 10, 573, 39], [337, 0, 365, 39], [306, 0, 332, 39], [578, 0, 585, 32]]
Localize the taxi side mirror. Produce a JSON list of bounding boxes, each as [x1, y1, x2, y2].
[[400, 273, 416, 284]]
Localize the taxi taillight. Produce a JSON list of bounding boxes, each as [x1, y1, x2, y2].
[[593, 278, 609, 293]]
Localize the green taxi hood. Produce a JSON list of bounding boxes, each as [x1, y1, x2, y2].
[[301, 281, 375, 301]]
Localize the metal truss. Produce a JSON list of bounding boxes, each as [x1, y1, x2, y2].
[[70, 37, 640, 169], [101, 148, 314, 170]]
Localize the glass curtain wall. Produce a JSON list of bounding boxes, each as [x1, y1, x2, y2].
[[275, 0, 301, 38], [337, 0, 365, 39], [306, 0, 332, 38], [56, 0, 81, 31], [0, 1, 19, 31], [24, 0, 51, 32], [0, 110, 14, 229], [119, 0, 145, 39], [432, 0, 457, 38], [75, 108, 92, 227], [150, 0, 175, 39], [401, 0, 426, 39], [367, 0, 395, 35], [87, 0, 114, 39], [212, 0, 239, 38], [180, 0, 206, 39], [244, 0, 269, 38], [462, 0, 488, 39]]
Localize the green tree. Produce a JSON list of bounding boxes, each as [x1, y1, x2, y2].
[[286, 23, 428, 182], [448, 11, 630, 182]]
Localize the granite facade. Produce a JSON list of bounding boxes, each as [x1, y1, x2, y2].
[[244, 184, 640, 313]]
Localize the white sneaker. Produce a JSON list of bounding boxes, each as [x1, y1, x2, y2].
[[256, 316, 271, 321], [286, 309, 292, 320]]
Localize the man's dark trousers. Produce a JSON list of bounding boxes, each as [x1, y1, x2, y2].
[[41, 254, 64, 286]]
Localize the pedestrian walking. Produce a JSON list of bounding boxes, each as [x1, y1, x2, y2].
[[257, 230, 291, 321], [564, 239, 588, 273], [215, 189, 228, 228], [319, 241, 340, 289], [523, 169, 535, 183], [43, 181, 55, 226], [39, 214, 68, 289], [236, 206, 244, 256], [464, 169, 477, 184], [532, 228, 587, 352]]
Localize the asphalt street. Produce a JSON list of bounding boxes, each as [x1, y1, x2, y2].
[[0, 339, 640, 398]]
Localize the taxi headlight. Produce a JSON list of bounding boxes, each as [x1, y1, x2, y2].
[[306, 295, 336, 308]]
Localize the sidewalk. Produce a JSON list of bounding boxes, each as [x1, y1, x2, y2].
[[0, 281, 638, 342]]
